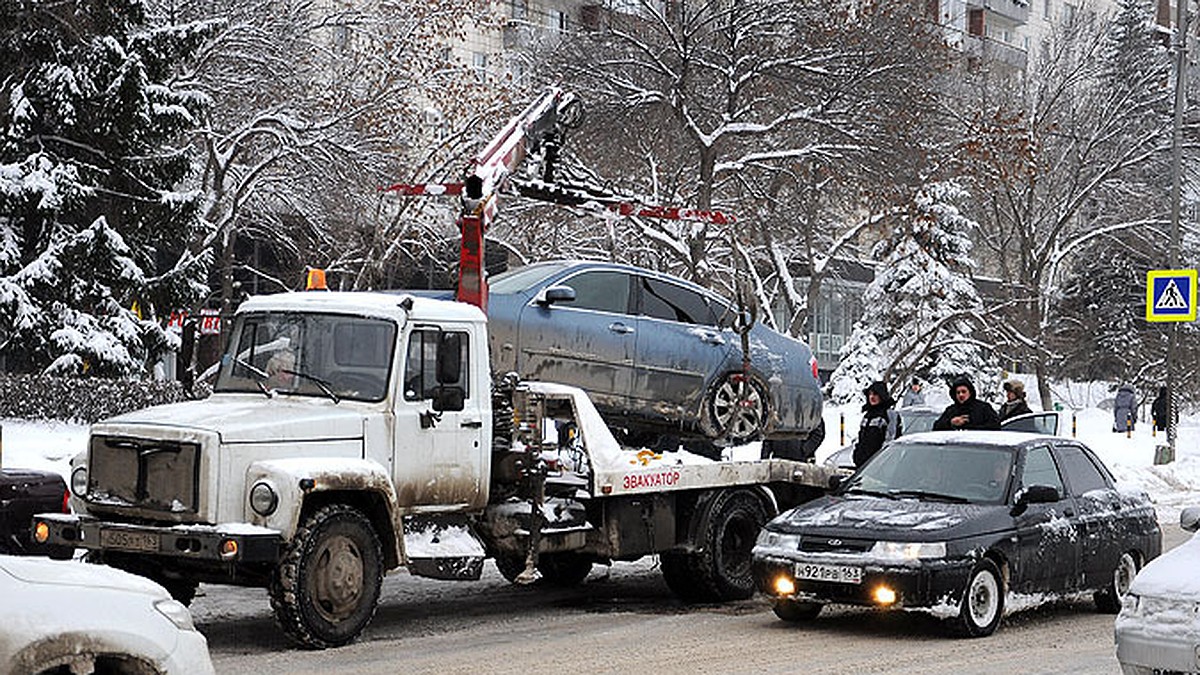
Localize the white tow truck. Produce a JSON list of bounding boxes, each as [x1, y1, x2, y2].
[[35, 290, 837, 648]]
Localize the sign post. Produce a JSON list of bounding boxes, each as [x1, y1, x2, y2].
[[1146, 269, 1197, 464]]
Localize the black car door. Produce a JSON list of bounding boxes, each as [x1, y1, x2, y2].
[[1009, 443, 1080, 594], [1053, 441, 1122, 590]]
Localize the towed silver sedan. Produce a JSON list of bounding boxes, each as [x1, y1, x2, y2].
[[486, 261, 823, 444]]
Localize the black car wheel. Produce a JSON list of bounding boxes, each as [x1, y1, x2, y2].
[[950, 559, 1004, 638], [773, 599, 823, 622], [708, 373, 767, 443], [1095, 551, 1138, 614], [269, 504, 383, 649]]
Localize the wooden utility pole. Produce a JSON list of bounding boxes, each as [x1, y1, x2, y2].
[[1166, 0, 1189, 457]]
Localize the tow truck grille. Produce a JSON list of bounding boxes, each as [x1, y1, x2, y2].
[[88, 436, 201, 515]]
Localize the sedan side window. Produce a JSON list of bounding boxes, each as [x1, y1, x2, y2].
[[640, 277, 718, 326], [1054, 443, 1110, 497], [561, 271, 631, 314], [1019, 444, 1065, 496]]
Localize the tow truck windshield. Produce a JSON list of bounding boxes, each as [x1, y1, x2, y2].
[[215, 311, 397, 402]]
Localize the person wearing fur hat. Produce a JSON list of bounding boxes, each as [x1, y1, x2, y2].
[[999, 379, 1033, 422], [853, 381, 902, 467], [933, 376, 1001, 431]]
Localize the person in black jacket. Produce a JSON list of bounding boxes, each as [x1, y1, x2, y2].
[[1152, 386, 1168, 432], [853, 381, 902, 467], [933, 376, 1001, 431]]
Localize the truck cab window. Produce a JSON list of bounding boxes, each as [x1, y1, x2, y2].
[[405, 329, 470, 402]]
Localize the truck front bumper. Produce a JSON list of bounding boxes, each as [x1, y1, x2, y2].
[[33, 513, 283, 564]]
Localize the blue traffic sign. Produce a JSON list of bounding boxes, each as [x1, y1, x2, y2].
[[1146, 269, 1197, 322]]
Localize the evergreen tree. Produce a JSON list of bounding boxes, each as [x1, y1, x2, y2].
[[829, 182, 995, 403], [0, 0, 213, 376]]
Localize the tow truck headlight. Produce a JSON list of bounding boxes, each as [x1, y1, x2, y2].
[[870, 541, 947, 560], [70, 466, 88, 497], [756, 529, 800, 551], [249, 481, 278, 516]]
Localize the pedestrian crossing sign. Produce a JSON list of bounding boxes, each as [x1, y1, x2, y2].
[[1146, 269, 1198, 322]]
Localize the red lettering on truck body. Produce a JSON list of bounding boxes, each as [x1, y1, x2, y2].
[[621, 470, 681, 490]]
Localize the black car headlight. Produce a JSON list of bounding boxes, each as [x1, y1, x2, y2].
[[869, 541, 947, 561], [756, 529, 801, 551]]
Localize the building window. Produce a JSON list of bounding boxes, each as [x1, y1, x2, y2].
[[968, 8, 984, 36], [511, 0, 527, 19], [472, 51, 488, 82], [549, 9, 568, 32], [1043, 0, 1051, 18], [1063, 3, 1077, 24]]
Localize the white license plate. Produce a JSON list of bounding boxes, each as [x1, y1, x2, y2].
[[100, 529, 159, 553], [795, 562, 862, 584]]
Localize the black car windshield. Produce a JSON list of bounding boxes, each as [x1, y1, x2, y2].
[[489, 262, 572, 294], [215, 312, 396, 402], [846, 442, 1015, 505]]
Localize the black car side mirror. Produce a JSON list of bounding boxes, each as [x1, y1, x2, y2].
[[1011, 484, 1060, 515]]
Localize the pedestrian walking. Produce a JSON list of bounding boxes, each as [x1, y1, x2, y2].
[[1113, 384, 1137, 433], [1152, 386, 1168, 432]]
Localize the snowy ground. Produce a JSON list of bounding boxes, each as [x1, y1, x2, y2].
[[2, 374, 1197, 524]]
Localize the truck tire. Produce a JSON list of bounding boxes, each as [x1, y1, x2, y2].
[[269, 504, 383, 649], [537, 553, 592, 586], [663, 490, 768, 602], [493, 553, 526, 583]]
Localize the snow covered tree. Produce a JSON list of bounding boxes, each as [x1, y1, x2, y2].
[[0, 0, 213, 376], [956, 0, 1179, 407], [828, 181, 995, 404], [505, 0, 948, 332]]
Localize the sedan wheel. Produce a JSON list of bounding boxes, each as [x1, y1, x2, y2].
[[1095, 551, 1138, 614], [950, 559, 1004, 638], [708, 373, 767, 443]]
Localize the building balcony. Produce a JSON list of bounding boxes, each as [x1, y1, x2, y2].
[[966, 0, 1030, 24], [962, 33, 1028, 70]]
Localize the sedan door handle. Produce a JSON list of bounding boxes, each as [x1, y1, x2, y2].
[[461, 419, 483, 428], [608, 322, 635, 334], [698, 332, 725, 345]]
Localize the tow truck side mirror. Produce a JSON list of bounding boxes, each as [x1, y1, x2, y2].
[[536, 285, 576, 306]]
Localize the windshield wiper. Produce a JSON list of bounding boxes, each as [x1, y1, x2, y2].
[[234, 358, 272, 398], [842, 486, 897, 499], [888, 489, 971, 504], [283, 369, 341, 404]]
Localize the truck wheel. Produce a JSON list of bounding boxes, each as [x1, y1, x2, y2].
[[707, 374, 767, 443], [493, 553, 526, 583], [537, 553, 592, 586], [269, 504, 383, 649], [665, 490, 769, 602]]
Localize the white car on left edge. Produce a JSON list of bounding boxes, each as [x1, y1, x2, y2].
[[0, 555, 213, 675], [1115, 506, 1200, 675]]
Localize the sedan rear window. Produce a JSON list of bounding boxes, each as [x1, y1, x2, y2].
[[639, 277, 718, 326]]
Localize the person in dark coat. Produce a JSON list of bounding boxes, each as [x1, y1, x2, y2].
[[853, 381, 902, 467], [1113, 384, 1137, 432], [933, 376, 1001, 431], [999, 379, 1033, 422], [1152, 386, 1168, 432]]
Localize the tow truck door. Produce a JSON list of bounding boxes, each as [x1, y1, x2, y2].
[[393, 324, 487, 510]]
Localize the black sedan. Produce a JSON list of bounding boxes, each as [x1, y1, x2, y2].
[[752, 432, 1161, 637], [485, 261, 823, 444]]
